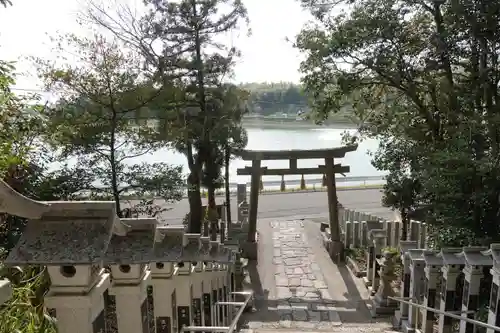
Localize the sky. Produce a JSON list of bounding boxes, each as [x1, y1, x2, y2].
[[0, 0, 314, 92]]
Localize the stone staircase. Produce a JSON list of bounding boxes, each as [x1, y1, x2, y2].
[[234, 217, 398, 333]]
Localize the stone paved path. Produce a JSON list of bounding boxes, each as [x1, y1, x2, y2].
[[239, 218, 392, 333], [271, 220, 341, 327]]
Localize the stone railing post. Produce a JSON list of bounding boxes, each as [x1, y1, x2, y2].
[[220, 203, 226, 223], [0, 280, 11, 305], [437, 248, 465, 333], [105, 218, 157, 333], [203, 261, 215, 328], [191, 261, 204, 327], [211, 262, 221, 326], [352, 221, 360, 248], [173, 262, 193, 330], [418, 223, 427, 249], [353, 210, 361, 223], [393, 241, 418, 330], [151, 262, 176, 333], [220, 221, 226, 243], [371, 250, 398, 317], [407, 249, 425, 331], [5, 201, 116, 333], [360, 221, 368, 246], [344, 221, 353, 248], [339, 209, 346, 230], [370, 229, 387, 295], [151, 225, 186, 333], [393, 221, 401, 247], [237, 183, 247, 223], [214, 241, 233, 326], [184, 233, 203, 328], [458, 247, 491, 333], [422, 251, 443, 333], [218, 263, 228, 326], [409, 221, 419, 243], [484, 244, 500, 333], [363, 221, 383, 287], [385, 221, 394, 247], [209, 244, 223, 326], [233, 252, 244, 291]]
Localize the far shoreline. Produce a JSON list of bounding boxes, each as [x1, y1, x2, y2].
[[242, 118, 358, 130]]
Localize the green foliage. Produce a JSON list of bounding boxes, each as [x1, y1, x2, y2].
[[237, 82, 356, 122], [241, 82, 307, 116], [0, 0, 12, 7], [296, 0, 500, 246], [0, 265, 55, 333], [34, 33, 185, 217], [135, 0, 249, 229], [0, 50, 73, 333]]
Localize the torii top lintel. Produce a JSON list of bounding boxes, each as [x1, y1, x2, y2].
[[234, 144, 358, 161]]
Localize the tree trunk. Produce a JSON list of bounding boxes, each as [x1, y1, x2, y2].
[[207, 182, 219, 240], [187, 171, 202, 233], [109, 120, 122, 217], [401, 208, 408, 241], [224, 147, 232, 224]]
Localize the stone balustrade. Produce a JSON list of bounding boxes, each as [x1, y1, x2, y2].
[[339, 208, 428, 249], [0, 180, 248, 333], [335, 207, 500, 332], [347, 235, 500, 332], [389, 245, 498, 333]]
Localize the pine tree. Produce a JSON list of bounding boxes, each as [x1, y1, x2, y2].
[[142, 0, 249, 232]]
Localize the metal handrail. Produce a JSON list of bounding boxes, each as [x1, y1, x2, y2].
[[389, 296, 500, 332], [181, 291, 253, 333]]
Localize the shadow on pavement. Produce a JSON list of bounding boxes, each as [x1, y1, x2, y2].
[[240, 260, 389, 327]]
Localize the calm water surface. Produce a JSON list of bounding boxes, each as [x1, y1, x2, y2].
[[132, 127, 384, 183]]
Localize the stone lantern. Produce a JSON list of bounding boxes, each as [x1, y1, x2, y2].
[[5, 201, 116, 333], [457, 247, 492, 333], [482, 244, 500, 333], [363, 221, 384, 288], [371, 250, 399, 317], [368, 229, 387, 295], [103, 217, 157, 333]]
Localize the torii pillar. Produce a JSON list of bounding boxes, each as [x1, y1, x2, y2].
[[325, 157, 342, 262], [241, 159, 262, 260], [235, 145, 358, 262]]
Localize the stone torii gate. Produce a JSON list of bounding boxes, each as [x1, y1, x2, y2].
[[235, 145, 358, 261]]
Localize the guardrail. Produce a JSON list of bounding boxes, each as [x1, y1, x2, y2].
[[76, 175, 387, 198], [389, 297, 500, 332], [181, 291, 253, 333], [231, 175, 386, 188]]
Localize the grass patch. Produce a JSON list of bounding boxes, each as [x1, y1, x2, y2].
[[345, 247, 367, 271], [0, 264, 56, 333]]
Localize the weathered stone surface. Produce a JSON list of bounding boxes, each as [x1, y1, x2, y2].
[[241, 219, 345, 331]]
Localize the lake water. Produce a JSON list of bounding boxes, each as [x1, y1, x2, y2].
[[130, 126, 385, 188]]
